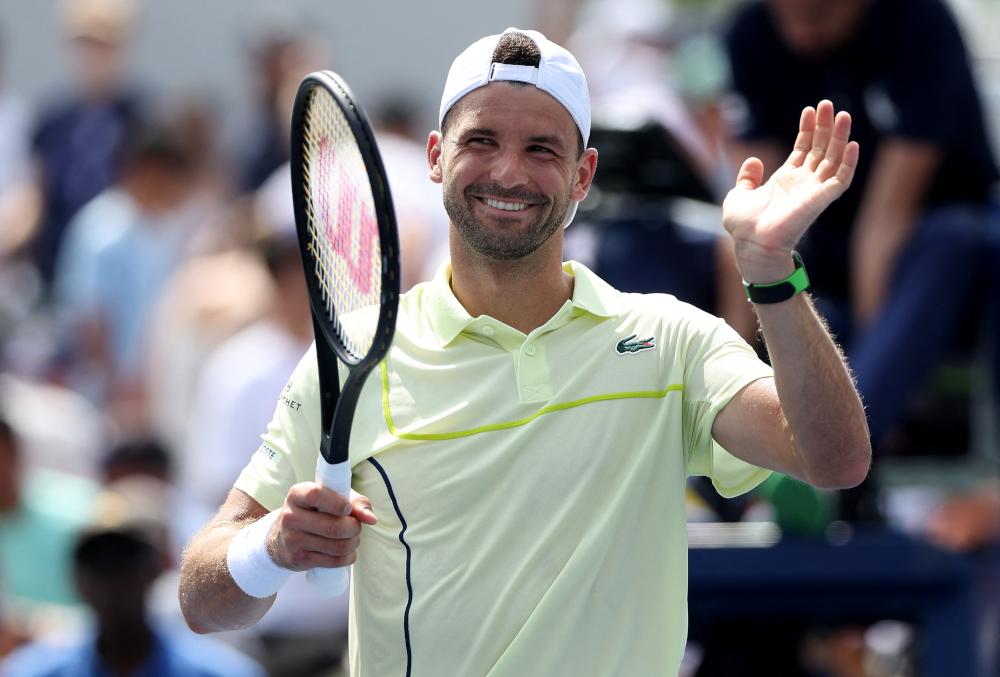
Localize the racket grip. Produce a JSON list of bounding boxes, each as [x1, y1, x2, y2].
[[306, 456, 352, 596]]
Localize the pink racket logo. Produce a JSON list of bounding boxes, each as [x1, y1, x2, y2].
[[315, 135, 378, 295]]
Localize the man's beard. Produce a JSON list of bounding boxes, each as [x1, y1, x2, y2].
[[443, 181, 570, 261]]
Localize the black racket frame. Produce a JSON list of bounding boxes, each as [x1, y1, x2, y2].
[[289, 70, 400, 465]]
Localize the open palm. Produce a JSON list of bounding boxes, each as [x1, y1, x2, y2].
[[723, 100, 859, 255]]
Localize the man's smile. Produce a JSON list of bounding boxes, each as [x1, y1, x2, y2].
[[475, 196, 541, 213]]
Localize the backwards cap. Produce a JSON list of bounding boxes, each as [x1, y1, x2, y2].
[[438, 28, 591, 147]]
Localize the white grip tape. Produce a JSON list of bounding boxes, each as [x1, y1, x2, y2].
[[306, 457, 351, 596], [226, 508, 291, 598]]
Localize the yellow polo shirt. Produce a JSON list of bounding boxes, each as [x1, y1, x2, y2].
[[235, 260, 772, 676]]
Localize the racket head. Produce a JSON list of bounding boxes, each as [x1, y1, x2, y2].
[[290, 70, 400, 376]]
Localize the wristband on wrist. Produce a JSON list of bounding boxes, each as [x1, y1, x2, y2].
[[742, 250, 810, 304], [226, 509, 292, 598]]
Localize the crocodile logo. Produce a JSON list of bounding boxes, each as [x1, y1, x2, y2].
[[615, 334, 656, 355]]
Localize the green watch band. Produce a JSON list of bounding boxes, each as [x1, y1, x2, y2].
[[742, 251, 810, 304]]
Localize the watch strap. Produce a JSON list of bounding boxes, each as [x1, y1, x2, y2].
[[742, 251, 810, 304]]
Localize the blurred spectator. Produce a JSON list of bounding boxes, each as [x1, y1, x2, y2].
[[0, 374, 107, 478], [0, 413, 97, 613], [99, 436, 213, 566], [564, 0, 730, 313], [100, 435, 171, 484], [925, 481, 1000, 552], [167, 96, 240, 256], [0, 26, 43, 363], [372, 96, 449, 289], [27, 0, 146, 286], [722, 0, 1000, 469], [570, 0, 730, 196], [180, 221, 310, 509], [2, 478, 265, 677], [236, 8, 323, 194], [144, 231, 274, 456], [50, 117, 197, 426]]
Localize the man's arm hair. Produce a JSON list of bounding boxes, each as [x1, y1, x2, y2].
[[178, 489, 276, 633], [713, 295, 871, 490]]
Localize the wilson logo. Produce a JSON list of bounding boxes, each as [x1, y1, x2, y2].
[[316, 135, 378, 295], [616, 334, 656, 355]]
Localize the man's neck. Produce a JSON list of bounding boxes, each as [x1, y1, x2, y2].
[[449, 234, 574, 335]]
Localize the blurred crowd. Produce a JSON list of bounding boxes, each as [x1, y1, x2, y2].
[[0, 0, 997, 675]]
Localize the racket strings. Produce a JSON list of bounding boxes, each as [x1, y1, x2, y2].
[[301, 86, 383, 360]]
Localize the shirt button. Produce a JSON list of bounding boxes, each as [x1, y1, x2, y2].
[[481, 325, 495, 336], [524, 344, 537, 356]]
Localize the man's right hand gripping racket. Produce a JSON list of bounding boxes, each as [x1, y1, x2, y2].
[[289, 71, 400, 595]]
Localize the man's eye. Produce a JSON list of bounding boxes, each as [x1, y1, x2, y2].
[[468, 137, 494, 146], [529, 145, 555, 154]]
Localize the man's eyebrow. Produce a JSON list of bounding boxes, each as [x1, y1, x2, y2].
[[459, 127, 497, 139], [527, 134, 566, 149], [457, 128, 567, 149]]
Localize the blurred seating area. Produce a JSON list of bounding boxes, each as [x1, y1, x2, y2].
[[0, 0, 997, 675]]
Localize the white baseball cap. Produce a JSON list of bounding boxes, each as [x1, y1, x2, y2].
[[439, 28, 590, 227], [438, 27, 591, 147]]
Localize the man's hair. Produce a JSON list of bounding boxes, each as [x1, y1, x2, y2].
[[491, 31, 540, 67], [442, 32, 584, 157]]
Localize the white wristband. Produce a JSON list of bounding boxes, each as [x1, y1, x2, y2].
[[226, 509, 292, 598]]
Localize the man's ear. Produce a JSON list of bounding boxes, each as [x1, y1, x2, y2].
[[427, 131, 443, 184], [571, 147, 599, 202]]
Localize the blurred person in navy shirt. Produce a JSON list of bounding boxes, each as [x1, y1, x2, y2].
[[27, 0, 146, 286], [722, 0, 1000, 493]]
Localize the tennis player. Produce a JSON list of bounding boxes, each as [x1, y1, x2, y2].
[[180, 28, 871, 676]]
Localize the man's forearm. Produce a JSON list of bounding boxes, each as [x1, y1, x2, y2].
[[754, 292, 871, 488], [179, 517, 276, 633]]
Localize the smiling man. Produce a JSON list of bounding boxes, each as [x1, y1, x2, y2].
[[180, 28, 870, 676]]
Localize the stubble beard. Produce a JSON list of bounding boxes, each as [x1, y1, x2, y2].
[[443, 181, 570, 261]]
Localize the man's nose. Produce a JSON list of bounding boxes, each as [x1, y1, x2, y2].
[[488, 147, 529, 189]]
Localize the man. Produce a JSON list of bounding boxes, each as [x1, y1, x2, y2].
[[4, 479, 264, 677], [51, 119, 195, 414], [179, 29, 870, 676], [722, 0, 1000, 459], [0, 413, 95, 611], [28, 0, 145, 285]]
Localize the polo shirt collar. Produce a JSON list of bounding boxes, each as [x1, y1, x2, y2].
[[426, 259, 620, 346]]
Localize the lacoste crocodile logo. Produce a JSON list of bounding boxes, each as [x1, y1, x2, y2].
[[615, 334, 656, 355]]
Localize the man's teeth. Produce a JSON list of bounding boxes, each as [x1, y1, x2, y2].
[[484, 198, 529, 211]]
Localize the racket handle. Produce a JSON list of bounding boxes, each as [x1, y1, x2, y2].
[[306, 456, 352, 596]]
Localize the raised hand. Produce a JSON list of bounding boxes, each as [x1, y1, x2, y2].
[[723, 100, 859, 281]]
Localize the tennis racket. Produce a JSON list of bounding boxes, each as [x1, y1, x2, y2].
[[289, 70, 400, 595]]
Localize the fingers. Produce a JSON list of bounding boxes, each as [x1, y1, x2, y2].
[[787, 105, 816, 167], [734, 156, 765, 190], [817, 110, 853, 180], [350, 491, 378, 525], [279, 531, 362, 569], [289, 481, 354, 517], [271, 483, 376, 571], [805, 100, 836, 172], [789, 100, 857, 189], [835, 140, 860, 186]]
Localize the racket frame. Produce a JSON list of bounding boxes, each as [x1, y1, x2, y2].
[[289, 70, 400, 466]]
